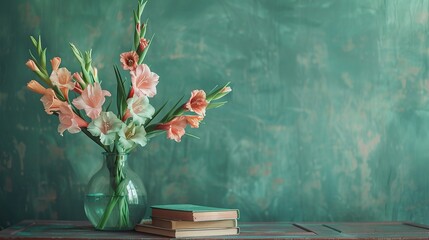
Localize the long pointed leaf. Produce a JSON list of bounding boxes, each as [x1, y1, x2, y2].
[[69, 43, 84, 66], [133, 10, 140, 50], [185, 132, 200, 139], [37, 36, 42, 54], [138, 0, 147, 17], [207, 101, 227, 109], [114, 66, 127, 118], [144, 100, 169, 127], [40, 48, 48, 75], [206, 82, 231, 101], [161, 95, 185, 123], [30, 36, 38, 48]]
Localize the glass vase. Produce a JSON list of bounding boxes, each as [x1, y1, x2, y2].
[[84, 152, 147, 231]]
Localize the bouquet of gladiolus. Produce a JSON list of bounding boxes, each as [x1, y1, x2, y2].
[[25, 0, 231, 230], [25, 3, 231, 153]]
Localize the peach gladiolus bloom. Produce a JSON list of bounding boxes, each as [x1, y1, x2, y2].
[[50, 57, 61, 71], [50, 67, 75, 100], [184, 90, 208, 116], [26, 59, 40, 72], [157, 116, 187, 142], [185, 115, 204, 128], [72, 82, 111, 120], [131, 64, 159, 98], [57, 103, 88, 136], [41, 89, 63, 114], [27, 80, 48, 95], [120, 51, 139, 71]]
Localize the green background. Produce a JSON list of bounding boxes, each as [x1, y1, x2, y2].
[[2, 0, 429, 229]]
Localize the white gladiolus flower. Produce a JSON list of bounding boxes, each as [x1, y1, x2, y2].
[[88, 111, 123, 145]]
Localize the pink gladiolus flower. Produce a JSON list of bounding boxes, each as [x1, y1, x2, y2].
[[185, 115, 204, 128], [26, 59, 40, 72], [120, 51, 139, 71], [41, 89, 63, 114], [184, 90, 208, 116], [50, 67, 75, 100], [156, 116, 187, 142], [72, 82, 111, 120], [130, 64, 159, 98], [50, 57, 61, 71], [57, 103, 88, 136], [27, 80, 48, 95]]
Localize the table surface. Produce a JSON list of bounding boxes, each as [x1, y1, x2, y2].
[[1, 220, 429, 239]]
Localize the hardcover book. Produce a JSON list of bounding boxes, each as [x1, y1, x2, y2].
[[150, 204, 240, 221], [151, 218, 238, 229], [135, 223, 239, 238]]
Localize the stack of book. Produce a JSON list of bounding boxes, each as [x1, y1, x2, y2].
[[135, 204, 240, 238]]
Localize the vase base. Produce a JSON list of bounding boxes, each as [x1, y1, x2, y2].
[[84, 193, 146, 231]]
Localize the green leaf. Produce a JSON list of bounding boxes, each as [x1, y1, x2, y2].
[[37, 35, 42, 54], [114, 65, 127, 118], [144, 100, 169, 127], [30, 36, 38, 48], [40, 48, 48, 75], [84, 50, 92, 70], [206, 82, 231, 102], [81, 128, 110, 152], [185, 132, 200, 139], [133, 10, 140, 50], [161, 95, 185, 123], [105, 99, 113, 112], [146, 129, 165, 139], [207, 101, 227, 109], [70, 43, 95, 85], [69, 43, 85, 66], [138, 0, 147, 17], [81, 67, 92, 85]]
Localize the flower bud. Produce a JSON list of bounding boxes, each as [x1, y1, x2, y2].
[[50, 57, 61, 71], [26, 59, 40, 72], [27, 80, 47, 95], [138, 38, 149, 54]]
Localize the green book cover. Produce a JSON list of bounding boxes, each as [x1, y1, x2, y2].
[[151, 204, 240, 221]]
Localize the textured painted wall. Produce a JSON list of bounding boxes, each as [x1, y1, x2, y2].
[[1, 0, 429, 229]]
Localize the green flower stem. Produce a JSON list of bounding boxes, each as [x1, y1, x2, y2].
[[96, 195, 129, 230], [96, 155, 130, 230], [96, 195, 119, 229], [81, 128, 110, 152]]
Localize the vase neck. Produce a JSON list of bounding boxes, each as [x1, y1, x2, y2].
[[103, 152, 129, 171]]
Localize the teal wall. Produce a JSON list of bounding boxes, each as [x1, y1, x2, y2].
[[2, 0, 429, 228]]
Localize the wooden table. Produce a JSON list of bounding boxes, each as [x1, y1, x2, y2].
[[1, 220, 429, 239]]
